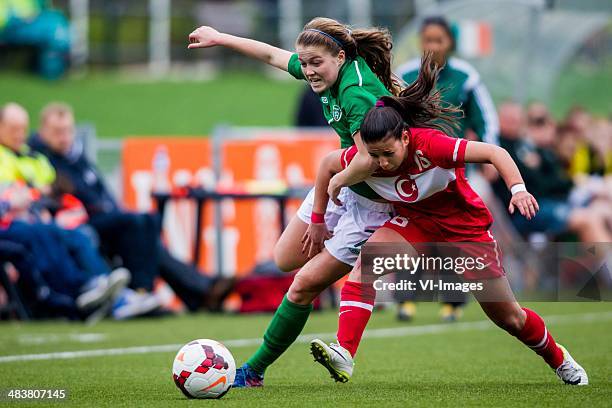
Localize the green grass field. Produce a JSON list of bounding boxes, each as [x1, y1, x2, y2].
[[0, 71, 303, 138], [1, 302, 611, 407]]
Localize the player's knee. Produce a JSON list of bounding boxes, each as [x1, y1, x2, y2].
[[286, 274, 321, 305], [286, 284, 313, 305]]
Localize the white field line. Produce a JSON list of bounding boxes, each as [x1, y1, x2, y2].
[[1, 311, 611, 363]]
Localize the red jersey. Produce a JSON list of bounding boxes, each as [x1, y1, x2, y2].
[[342, 128, 493, 238]]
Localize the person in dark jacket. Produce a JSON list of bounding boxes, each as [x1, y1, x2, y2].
[[295, 86, 328, 127], [29, 102, 233, 312]]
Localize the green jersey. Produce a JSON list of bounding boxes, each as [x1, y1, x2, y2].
[[397, 57, 499, 145], [288, 53, 391, 198]]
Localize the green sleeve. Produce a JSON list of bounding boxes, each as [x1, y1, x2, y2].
[[342, 86, 377, 136], [287, 53, 305, 80]]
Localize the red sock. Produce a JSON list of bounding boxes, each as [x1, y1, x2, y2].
[[336, 281, 376, 357], [516, 308, 564, 369]]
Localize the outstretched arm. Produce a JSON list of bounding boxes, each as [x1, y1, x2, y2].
[[188, 26, 292, 71], [465, 141, 539, 219]]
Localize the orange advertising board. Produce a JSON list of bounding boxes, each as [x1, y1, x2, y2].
[[121, 137, 213, 270], [121, 132, 339, 276], [218, 134, 338, 275]]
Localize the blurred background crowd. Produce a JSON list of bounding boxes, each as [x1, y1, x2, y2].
[[0, 0, 610, 321]]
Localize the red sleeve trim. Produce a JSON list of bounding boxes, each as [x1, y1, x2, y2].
[[453, 139, 468, 166], [341, 145, 358, 169]]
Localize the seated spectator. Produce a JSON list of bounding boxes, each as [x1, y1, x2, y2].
[[0, 102, 159, 320], [492, 101, 612, 243], [0, 0, 70, 79], [562, 106, 610, 177], [29, 102, 234, 312]]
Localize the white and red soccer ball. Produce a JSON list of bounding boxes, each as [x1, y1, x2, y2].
[[172, 339, 236, 399]]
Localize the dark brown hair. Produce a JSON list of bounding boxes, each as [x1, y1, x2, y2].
[[296, 17, 401, 95], [361, 51, 462, 143], [420, 15, 456, 52]]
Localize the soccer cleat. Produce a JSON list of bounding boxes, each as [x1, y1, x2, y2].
[[555, 344, 588, 385], [233, 363, 264, 388], [397, 301, 416, 322], [310, 339, 354, 383]]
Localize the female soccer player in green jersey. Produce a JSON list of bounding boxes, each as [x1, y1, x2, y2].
[[188, 17, 401, 387]]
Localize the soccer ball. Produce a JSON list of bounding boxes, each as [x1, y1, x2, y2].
[[172, 339, 236, 399]]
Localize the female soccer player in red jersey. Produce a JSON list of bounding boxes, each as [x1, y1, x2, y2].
[[309, 54, 588, 386], [188, 17, 402, 387]]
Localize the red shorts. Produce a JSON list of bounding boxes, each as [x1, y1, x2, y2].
[[382, 215, 505, 280]]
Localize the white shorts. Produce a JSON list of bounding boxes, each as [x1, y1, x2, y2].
[[296, 187, 394, 266]]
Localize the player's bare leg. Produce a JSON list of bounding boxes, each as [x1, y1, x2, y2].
[[475, 277, 588, 385], [235, 249, 351, 387], [286, 249, 351, 305], [273, 215, 312, 272]]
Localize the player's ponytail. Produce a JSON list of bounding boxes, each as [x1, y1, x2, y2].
[[296, 17, 401, 95], [361, 51, 461, 144], [351, 27, 402, 96]]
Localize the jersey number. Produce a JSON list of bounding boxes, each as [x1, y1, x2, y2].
[[414, 150, 432, 171], [389, 216, 409, 228]]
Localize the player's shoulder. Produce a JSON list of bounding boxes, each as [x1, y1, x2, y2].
[[446, 57, 481, 90], [338, 57, 368, 90], [338, 83, 377, 110], [410, 127, 449, 143], [410, 128, 458, 154], [338, 57, 378, 94]]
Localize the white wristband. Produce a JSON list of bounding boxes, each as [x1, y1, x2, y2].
[[510, 183, 527, 195]]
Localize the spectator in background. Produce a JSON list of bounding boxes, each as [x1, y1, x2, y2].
[[394, 15, 500, 322], [490, 101, 527, 200], [396, 15, 499, 145], [492, 101, 612, 244], [562, 106, 611, 178], [0, 103, 133, 320], [0, 103, 55, 192], [29, 102, 234, 313], [0, 0, 70, 79]]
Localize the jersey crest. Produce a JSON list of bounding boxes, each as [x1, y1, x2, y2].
[[332, 105, 342, 121], [394, 175, 419, 202]]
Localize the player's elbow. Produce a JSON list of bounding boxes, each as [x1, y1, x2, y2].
[[485, 144, 506, 165], [321, 150, 343, 176], [354, 151, 375, 173]]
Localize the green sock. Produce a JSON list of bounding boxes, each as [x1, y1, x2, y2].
[[246, 295, 312, 374]]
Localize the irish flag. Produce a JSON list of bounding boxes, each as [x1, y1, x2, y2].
[[456, 20, 493, 58]]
